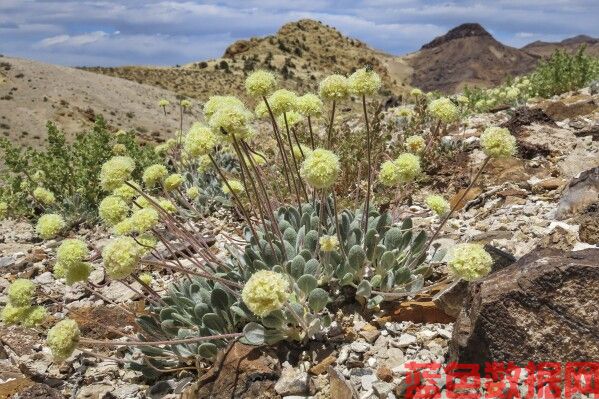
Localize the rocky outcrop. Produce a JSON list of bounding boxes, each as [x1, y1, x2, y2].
[[556, 167, 599, 219], [194, 343, 280, 398], [450, 248, 599, 366], [421, 23, 492, 50], [578, 203, 599, 244]]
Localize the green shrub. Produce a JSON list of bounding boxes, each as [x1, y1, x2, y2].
[[529, 46, 599, 98], [0, 117, 161, 224]]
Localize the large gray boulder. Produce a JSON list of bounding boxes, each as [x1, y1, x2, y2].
[[450, 248, 599, 365]]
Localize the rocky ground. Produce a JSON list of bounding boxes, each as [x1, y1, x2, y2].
[[1, 87, 598, 398]]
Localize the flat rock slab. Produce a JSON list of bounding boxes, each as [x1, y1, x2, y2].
[[450, 248, 599, 366]]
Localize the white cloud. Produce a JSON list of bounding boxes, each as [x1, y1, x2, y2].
[[37, 31, 108, 48], [0, 0, 597, 66]]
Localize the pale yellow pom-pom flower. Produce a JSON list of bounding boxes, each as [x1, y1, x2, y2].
[[425, 195, 450, 216], [242, 270, 290, 317], [319, 74, 349, 100], [47, 319, 80, 361], [319, 235, 339, 252], [348, 68, 381, 95], [245, 70, 276, 97], [480, 126, 517, 158], [300, 148, 340, 189], [448, 243, 493, 281]]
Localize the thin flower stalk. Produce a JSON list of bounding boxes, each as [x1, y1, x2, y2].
[[206, 154, 261, 244], [326, 101, 336, 148], [361, 94, 373, 233], [424, 156, 490, 252], [283, 112, 309, 202], [79, 332, 244, 347], [262, 95, 296, 200]]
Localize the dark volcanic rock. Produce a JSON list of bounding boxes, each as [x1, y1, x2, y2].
[[421, 23, 491, 50], [195, 342, 280, 398], [450, 248, 599, 367], [556, 166, 599, 219], [433, 245, 516, 318], [500, 106, 556, 134], [578, 203, 599, 244]]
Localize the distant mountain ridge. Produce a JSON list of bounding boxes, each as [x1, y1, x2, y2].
[[406, 22, 539, 92], [522, 34, 599, 58], [82, 20, 596, 98]]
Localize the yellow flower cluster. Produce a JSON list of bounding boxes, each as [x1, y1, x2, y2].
[[203, 96, 245, 120], [425, 195, 450, 216], [158, 99, 170, 107], [32, 170, 45, 183], [36, 213, 65, 239], [379, 160, 402, 187], [296, 93, 323, 116], [222, 179, 245, 195], [268, 89, 298, 116], [1, 279, 47, 327], [164, 173, 183, 191], [180, 99, 192, 108], [158, 198, 177, 213], [33, 187, 56, 205], [102, 236, 141, 279], [319, 235, 339, 252], [139, 272, 153, 285], [54, 239, 91, 285], [142, 164, 168, 188], [186, 186, 200, 200], [47, 319, 80, 361], [112, 182, 138, 202], [379, 153, 421, 186], [100, 156, 135, 191], [184, 123, 217, 157], [428, 97, 459, 123], [112, 143, 127, 155], [255, 102, 269, 119], [241, 270, 290, 317], [292, 144, 312, 160], [7, 279, 35, 307], [480, 126, 517, 158], [278, 110, 303, 128], [405, 135, 426, 154], [99, 195, 129, 226], [448, 243, 493, 281], [395, 153, 422, 182], [197, 155, 212, 173], [410, 88, 423, 97], [245, 70, 277, 97], [319, 74, 349, 100], [348, 68, 381, 95], [1, 303, 47, 327], [300, 148, 340, 189], [129, 207, 159, 232], [209, 103, 254, 140], [394, 107, 414, 118]]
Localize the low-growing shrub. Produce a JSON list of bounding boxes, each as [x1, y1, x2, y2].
[[0, 117, 161, 223]]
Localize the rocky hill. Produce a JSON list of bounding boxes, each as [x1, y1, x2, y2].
[[522, 34, 599, 58], [83, 20, 412, 101], [0, 56, 185, 147], [404, 23, 539, 93], [86, 20, 598, 99]]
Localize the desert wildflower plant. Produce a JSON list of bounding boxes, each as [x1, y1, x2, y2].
[[0, 118, 161, 224], [29, 67, 525, 377]]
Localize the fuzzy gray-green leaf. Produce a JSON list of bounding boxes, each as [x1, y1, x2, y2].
[[297, 274, 318, 294]]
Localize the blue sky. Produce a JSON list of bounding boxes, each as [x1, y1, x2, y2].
[[1, 0, 598, 67]]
